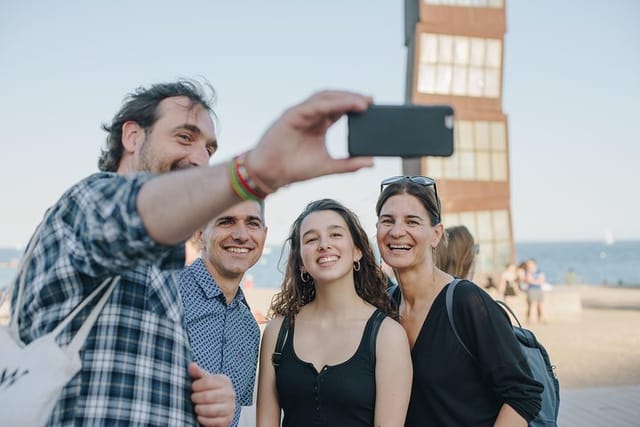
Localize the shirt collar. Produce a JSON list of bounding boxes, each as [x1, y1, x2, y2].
[[190, 258, 248, 306]]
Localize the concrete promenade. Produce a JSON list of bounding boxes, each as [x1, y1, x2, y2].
[[560, 385, 640, 426]]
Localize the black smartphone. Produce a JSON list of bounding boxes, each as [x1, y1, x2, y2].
[[348, 105, 454, 157]]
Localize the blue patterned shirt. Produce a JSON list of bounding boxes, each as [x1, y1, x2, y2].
[[11, 172, 198, 426], [179, 258, 260, 427]]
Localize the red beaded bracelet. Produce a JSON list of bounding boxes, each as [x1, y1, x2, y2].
[[228, 152, 271, 201]]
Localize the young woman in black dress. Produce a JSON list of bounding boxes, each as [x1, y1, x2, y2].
[[257, 199, 411, 427]]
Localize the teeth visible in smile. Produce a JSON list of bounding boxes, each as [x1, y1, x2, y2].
[[389, 245, 411, 250], [318, 256, 338, 264], [228, 247, 249, 254]]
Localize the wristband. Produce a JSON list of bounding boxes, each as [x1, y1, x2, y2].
[[228, 153, 270, 201]]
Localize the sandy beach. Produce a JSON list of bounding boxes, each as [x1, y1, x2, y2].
[[244, 284, 640, 390]]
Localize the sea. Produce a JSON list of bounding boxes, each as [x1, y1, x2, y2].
[[1, 240, 638, 293]]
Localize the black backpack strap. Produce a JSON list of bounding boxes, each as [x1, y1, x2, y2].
[[444, 278, 475, 360], [368, 309, 386, 362], [271, 316, 291, 371], [495, 300, 523, 328]]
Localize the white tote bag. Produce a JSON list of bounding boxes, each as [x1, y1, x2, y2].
[[0, 219, 119, 427]]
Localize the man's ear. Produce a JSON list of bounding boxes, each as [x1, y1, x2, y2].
[[195, 229, 206, 251], [121, 121, 144, 154]]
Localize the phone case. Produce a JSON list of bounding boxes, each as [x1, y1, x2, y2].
[[348, 105, 454, 158]]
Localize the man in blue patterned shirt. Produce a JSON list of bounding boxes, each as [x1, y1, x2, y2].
[[180, 200, 267, 427], [9, 80, 374, 425]]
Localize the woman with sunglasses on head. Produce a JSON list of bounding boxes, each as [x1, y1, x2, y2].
[[376, 176, 542, 427], [257, 199, 412, 427]]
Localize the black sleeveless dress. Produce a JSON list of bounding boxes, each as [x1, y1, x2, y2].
[[275, 309, 386, 426]]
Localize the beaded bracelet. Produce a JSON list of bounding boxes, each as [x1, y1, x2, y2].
[[228, 152, 271, 201]]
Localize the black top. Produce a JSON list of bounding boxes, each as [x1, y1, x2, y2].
[[276, 309, 386, 427], [403, 280, 542, 427]]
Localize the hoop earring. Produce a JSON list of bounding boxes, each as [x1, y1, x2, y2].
[[353, 260, 361, 272], [300, 271, 310, 283]]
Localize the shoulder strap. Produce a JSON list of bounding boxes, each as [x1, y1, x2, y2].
[[8, 206, 121, 350], [445, 278, 475, 359], [9, 210, 52, 336], [495, 300, 523, 328], [271, 316, 291, 371], [368, 309, 386, 362], [62, 277, 119, 352]]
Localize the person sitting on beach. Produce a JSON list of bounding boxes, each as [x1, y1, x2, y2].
[[179, 200, 267, 427], [499, 263, 520, 308], [525, 258, 547, 324], [434, 224, 478, 281], [257, 199, 412, 427], [565, 268, 578, 286], [8, 79, 375, 426], [375, 175, 542, 427]]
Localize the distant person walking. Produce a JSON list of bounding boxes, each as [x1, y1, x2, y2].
[[516, 261, 528, 292], [524, 259, 547, 324]]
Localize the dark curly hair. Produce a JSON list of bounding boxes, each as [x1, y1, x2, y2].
[[270, 199, 398, 320], [98, 79, 216, 172]]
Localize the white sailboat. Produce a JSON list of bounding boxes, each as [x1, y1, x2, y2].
[[604, 229, 615, 246]]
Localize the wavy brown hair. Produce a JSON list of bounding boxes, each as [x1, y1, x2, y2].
[[270, 199, 398, 320], [435, 225, 476, 279]]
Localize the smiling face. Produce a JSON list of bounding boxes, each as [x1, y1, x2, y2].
[[200, 201, 267, 282], [299, 210, 362, 286], [121, 96, 218, 173], [376, 193, 443, 272]]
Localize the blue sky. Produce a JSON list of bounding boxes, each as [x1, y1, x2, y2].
[[0, 0, 639, 248]]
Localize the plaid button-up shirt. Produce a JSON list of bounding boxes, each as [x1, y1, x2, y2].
[[11, 172, 198, 426]]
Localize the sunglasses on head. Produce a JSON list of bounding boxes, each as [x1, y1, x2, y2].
[[379, 175, 441, 222]]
